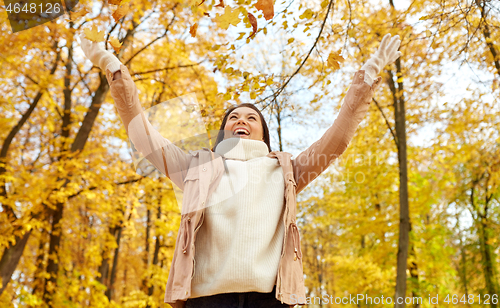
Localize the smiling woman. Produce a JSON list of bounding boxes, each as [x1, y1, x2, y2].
[[79, 33, 401, 308], [213, 103, 272, 152]]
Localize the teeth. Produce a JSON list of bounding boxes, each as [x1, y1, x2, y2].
[[234, 129, 249, 135]]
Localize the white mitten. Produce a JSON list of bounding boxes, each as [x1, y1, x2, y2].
[[78, 34, 122, 73], [361, 33, 402, 86]]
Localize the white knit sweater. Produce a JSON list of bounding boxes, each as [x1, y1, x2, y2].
[[190, 138, 285, 298]]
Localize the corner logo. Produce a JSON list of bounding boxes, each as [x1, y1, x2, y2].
[[4, 0, 79, 33]]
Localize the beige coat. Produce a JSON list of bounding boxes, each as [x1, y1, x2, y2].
[[105, 65, 381, 307]]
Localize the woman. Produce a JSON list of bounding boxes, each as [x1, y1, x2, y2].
[[80, 33, 401, 308]]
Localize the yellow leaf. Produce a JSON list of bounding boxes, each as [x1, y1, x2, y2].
[[250, 92, 257, 99], [327, 50, 344, 70], [425, 30, 432, 37], [224, 92, 232, 100], [69, 7, 89, 21], [109, 37, 122, 53], [299, 8, 313, 19], [266, 78, 273, 85], [419, 14, 432, 20], [242, 84, 250, 91], [287, 38, 294, 44], [112, 4, 129, 22], [109, 0, 121, 4], [236, 32, 246, 40], [397, 77, 404, 83], [83, 25, 105, 42], [215, 6, 241, 30]]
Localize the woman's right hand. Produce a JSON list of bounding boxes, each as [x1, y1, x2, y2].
[[78, 34, 122, 73]]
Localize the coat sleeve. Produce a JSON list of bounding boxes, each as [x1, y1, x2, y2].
[[291, 70, 382, 194], [105, 64, 191, 190]]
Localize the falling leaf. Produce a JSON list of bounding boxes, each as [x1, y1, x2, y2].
[[287, 38, 294, 44], [108, 0, 122, 5], [83, 25, 105, 42], [204, 12, 210, 17], [255, 0, 274, 20], [112, 5, 129, 22], [69, 7, 89, 21], [248, 13, 257, 38], [190, 23, 198, 37], [236, 32, 246, 40], [109, 37, 122, 53], [215, 0, 225, 8], [215, 6, 241, 30], [327, 50, 344, 71], [425, 30, 432, 37], [299, 8, 313, 19]]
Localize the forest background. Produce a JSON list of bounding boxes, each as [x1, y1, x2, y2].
[[0, 0, 499, 307]]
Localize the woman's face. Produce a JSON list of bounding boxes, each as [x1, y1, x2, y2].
[[223, 107, 264, 141]]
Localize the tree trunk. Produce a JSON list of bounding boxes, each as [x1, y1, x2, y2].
[[42, 33, 75, 305], [0, 230, 32, 295], [105, 227, 123, 301], [31, 228, 48, 296], [386, 49, 410, 306], [475, 0, 500, 78], [42, 201, 65, 304], [146, 205, 162, 307], [142, 208, 151, 292], [478, 216, 498, 308]]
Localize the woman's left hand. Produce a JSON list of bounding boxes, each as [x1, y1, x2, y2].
[[361, 33, 402, 86]]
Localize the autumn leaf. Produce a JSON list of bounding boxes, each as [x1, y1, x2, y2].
[[215, 6, 241, 30], [190, 23, 198, 37], [215, 0, 225, 8], [109, 37, 123, 53], [108, 0, 122, 5], [69, 7, 89, 21], [299, 8, 313, 19], [83, 25, 105, 42], [112, 5, 129, 22], [255, 0, 274, 20], [327, 50, 344, 70], [248, 13, 257, 38]]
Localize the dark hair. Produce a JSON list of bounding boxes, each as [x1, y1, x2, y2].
[[212, 103, 271, 152]]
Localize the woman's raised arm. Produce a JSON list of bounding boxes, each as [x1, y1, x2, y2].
[[292, 34, 401, 193], [79, 36, 191, 189]]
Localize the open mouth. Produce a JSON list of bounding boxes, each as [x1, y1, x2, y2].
[[233, 128, 250, 136]]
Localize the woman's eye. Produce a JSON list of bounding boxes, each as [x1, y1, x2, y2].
[[230, 115, 237, 119], [249, 117, 256, 120]]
